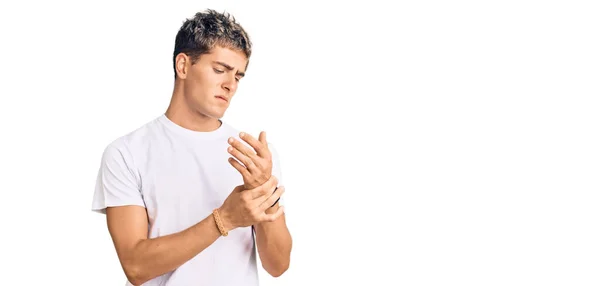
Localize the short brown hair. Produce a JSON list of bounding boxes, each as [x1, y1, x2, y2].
[[173, 9, 252, 78]]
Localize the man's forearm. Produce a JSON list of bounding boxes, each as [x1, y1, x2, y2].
[[254, 204, 292, 277], [124, 213, 222, 285]]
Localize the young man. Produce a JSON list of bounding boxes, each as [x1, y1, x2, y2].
[[91, 9, 292, 286]]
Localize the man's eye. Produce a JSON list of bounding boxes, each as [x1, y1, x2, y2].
[[214, 68, 224, 73], [235, 77, 241, 82]]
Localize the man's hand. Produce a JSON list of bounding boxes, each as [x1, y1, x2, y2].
[[227, 131, 272, 189], [218, 176, 285, 232], [225, 132, 291, 278]]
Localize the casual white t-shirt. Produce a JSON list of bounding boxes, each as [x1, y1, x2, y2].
[[91, 114, 284, 286]]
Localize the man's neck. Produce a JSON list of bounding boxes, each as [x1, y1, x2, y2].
[[165, 87, 222, 132]]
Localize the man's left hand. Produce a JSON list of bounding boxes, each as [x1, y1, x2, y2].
[[227, 131, 273, 189]]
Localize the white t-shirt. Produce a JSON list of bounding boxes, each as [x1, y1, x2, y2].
[[91, 114, 284, 286]]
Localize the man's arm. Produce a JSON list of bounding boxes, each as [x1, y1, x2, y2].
[[106, 205, 222, 286], [226, 131, 293, 277], [253, 202, 292, 277], [105, 178, 284, 286]]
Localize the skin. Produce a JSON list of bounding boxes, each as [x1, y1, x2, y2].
[[226, 131, 293, 277], [105, 45, 292, 285]]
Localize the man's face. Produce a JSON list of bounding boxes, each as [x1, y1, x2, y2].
[[181, 46, 248, 119]]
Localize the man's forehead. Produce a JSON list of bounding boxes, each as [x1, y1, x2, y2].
[[213, 60, 247, 75], [208, 47, 248, 66]]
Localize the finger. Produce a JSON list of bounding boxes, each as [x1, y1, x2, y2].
[[227, 144, 257, 171], [240, 132, 270, 158], [260, 205, 285, 222], [228, 157, 251, 178], [258, 131, 267, 146], [228, 137, 257, 159], [258, 185, 284, 211], [270, 192, 280, 208], [250, 175, 278, 199]]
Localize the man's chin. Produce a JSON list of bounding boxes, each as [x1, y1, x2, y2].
[[214, 110, 227, 119], [213, 110, 226, 119], [195, 108, 226, 121], [215, 108, 229, 119], [202, 107, 226, 118]]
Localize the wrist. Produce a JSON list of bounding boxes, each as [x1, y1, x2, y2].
[[255, 204, 281, 229], [217, 207, 236, 233]]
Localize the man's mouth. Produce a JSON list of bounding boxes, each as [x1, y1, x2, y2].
[[215, 96, 228, 102]]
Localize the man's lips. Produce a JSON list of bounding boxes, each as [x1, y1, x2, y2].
[[215, 96, 228, 102]]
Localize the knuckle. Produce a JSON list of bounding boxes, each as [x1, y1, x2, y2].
[[261, 185, 270, 195], [241, 192, 251, 202]]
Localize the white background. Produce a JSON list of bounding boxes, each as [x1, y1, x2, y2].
[[1, 0, 599, 285]]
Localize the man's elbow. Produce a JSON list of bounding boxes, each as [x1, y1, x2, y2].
[[265, 261, 290, 277], [124, 263, 150, 286]]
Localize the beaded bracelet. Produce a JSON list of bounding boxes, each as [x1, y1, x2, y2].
[[212, 209, 228, 236]]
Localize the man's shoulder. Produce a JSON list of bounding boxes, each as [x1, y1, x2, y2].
[[101, 115, 163, 157]]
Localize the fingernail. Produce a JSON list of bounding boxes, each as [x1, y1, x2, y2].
[[240, 132, 245, 137], [228, 137, 233, 143]]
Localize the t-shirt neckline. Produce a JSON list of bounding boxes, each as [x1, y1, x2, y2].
[[158, 113, 230, 141]]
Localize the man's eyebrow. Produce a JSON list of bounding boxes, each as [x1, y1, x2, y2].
[[214, 61, 245, 77]]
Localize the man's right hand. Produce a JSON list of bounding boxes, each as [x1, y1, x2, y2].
[[218, 176, 285, 232]]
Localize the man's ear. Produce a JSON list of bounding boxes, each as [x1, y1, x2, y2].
[[175, 53, 189, 79]]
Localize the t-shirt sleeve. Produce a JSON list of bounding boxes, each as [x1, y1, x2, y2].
[[91, 140, 145, 214]]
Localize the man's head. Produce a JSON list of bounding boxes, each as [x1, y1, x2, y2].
[[172, 9, 252, 119]]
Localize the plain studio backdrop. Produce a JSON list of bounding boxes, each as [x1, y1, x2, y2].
[[0, 0, 598, 285]]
